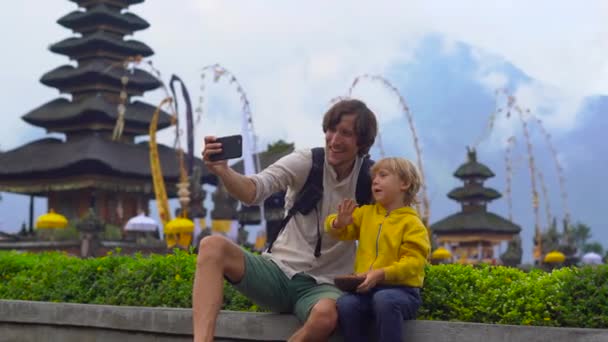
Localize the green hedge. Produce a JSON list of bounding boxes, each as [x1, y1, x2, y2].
[[1, 250, 606, 328]]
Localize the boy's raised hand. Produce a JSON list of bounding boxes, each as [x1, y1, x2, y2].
[[332, 199, 357, 229]]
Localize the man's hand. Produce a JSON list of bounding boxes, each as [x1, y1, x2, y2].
[[201, 136, 229, 176], [356, 269, 385, 293], [332, 199, 356, 229]]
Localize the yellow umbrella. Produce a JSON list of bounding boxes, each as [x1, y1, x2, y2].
[[35, 209, 68, 229], [544, 250, 566, 264], [431, 247, 452, 260], [165, 217, 195, 248], [165, 217, 194, 234]]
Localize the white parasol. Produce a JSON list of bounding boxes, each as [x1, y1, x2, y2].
[[581, 252, 603, 265], [124, 213, 158, 232]]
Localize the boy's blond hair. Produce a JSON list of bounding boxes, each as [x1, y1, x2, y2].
[[371, 157, 422, 206]]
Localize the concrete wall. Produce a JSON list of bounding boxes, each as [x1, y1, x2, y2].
[[0, 300, 607, 342], [0, 240, 167, 257]]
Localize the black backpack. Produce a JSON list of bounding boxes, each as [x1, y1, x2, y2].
[[266, 147, 374, 257]]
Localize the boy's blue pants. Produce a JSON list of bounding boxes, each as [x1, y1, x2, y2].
[[337, 286, 421, 342]]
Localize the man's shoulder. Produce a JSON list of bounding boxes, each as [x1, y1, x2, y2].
[[294, 148, 314, 159], [273, 148, 313, 168], [262, 149, 314, 189]]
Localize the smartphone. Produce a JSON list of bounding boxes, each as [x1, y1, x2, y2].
[[209, 134, 243, 161]]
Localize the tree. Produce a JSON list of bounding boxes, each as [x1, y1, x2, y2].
[[570, 222, 591, 253], [541, 223, 561, 254], [537, 219, 605, 265], [266, 140, 294, 154], [582, 242, 604, 255], [501, 235, 523, 266]]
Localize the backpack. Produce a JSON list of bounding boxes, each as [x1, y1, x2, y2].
[[266, 147, 374, 257]]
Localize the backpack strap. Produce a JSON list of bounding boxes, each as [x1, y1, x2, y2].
[[267, 148, 324, 255], [355, 157, 374, 205]]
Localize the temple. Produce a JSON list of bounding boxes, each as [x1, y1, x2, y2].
[[0, 0, 211, 229], [430, 148, 521, 264]]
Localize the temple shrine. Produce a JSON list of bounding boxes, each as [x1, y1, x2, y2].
[[431, 148, 521, 264], [0, 0, 211, 229]]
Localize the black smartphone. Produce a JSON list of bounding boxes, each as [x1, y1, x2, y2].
[[209, 134, 243, 161]]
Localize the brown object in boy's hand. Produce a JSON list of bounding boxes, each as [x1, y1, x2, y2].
[[334, 274, 365, 292]]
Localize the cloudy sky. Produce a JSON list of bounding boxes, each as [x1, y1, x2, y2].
[[1, 1, 607, 261]]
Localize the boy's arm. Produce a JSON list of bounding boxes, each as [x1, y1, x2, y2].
[[325, 206, 364, 240], [382, 221, 431, 283]]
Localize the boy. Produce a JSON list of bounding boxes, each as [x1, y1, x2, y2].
[[326, 157, 430, 342]]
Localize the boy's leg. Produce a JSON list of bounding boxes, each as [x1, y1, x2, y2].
[[372, 287, 421, 342], [289, 275, 343, 342], [336, 292, 372, 342]]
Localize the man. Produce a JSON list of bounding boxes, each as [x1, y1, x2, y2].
[[193, 99, 378, 342]]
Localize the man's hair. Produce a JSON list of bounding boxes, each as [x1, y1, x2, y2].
[[322, 99, 378, 156], [371, 157, 422, 206]]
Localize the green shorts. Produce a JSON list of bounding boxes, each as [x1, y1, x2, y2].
[[229, 249, 342, 322]]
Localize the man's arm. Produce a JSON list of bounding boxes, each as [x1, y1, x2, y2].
[[215, 167, 256, 204], [202, 136, 310, 205]]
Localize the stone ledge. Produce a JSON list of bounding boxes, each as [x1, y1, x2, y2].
[[0, 241, 80, 249], [1, 300, 607, 342]]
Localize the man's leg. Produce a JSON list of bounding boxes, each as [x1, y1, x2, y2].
[[372, 287, 421, 342], [290, 277, 343, 342], [336, 293, 371, 342], [192, 235, 246, 342], [289, 298, 338, 342]]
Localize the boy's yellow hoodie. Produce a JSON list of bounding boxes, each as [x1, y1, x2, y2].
[[325, 203, 430, 288]]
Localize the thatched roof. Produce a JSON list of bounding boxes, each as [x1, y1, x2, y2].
[[431, 211, 520, 235], [453, 149, 495, 180], [447, 184, 502, 202], [59, 3, 149, 33], [41, 60, 161, 94], [50, 31, 153, 58], [0, 135, 212, 183], [69, 0, 144, 8], [23, 97, 171, 133]]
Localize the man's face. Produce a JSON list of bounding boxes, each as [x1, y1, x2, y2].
[[325, 114, 359, 169]]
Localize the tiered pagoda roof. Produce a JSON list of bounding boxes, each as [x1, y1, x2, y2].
[[0, 0, 210, 196], [22, 0, 171, 138], [23, 97, 171, 135], [41, 61, 161, 97], [431, 148, 520, 235]]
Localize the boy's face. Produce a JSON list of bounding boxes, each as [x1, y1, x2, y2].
[[325, 114, 359, 169], [372, 167, 408, 207]]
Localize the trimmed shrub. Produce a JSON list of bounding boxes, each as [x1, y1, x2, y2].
[[0, 251, 606, 328]]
